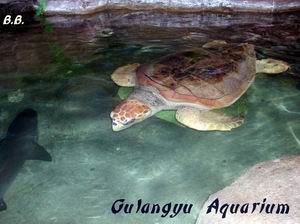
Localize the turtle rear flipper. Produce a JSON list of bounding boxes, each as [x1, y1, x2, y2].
[[111, 63, 140, 87], [202, 40, 228, 49], [175, 108, 244, 131], [256, 59, 289, 74]]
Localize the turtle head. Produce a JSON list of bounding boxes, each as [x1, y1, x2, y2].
[[110, 100, 152, 131]]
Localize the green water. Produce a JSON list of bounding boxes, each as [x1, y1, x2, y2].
[[0, 11, 299, 224]]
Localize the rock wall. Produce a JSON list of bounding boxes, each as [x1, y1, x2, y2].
[[1, 0, 300, 15], [2, 10, 299, 75], [40, 0, 300, 14], [0, 0, 36, 15]]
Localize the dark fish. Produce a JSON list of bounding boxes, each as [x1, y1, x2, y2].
[[0, 109, 52, 211]]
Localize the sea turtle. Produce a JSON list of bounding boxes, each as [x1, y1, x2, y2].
[[110, 41, 289, 131]]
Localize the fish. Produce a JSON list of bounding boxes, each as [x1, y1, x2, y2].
[[0, 109, 52, 211]]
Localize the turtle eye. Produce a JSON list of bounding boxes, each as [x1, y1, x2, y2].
[[110, 112, 116, 119]]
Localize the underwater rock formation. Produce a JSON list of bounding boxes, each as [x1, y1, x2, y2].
[[197, 156, 300, 224]]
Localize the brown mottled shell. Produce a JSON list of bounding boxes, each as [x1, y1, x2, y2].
[[136, 43, 256, 109]]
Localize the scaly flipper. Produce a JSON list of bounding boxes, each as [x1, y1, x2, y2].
[[175, 107, 244, 131], [203, 40, 289, 74], [202, 40, 228, 49], [111, 63, 140, 87], [256, 58, 289, 74]]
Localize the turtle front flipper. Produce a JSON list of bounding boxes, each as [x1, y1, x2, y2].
[[256, 59, 289, 74], [175, 108, 244, 131], [111, 63, 140, 87]]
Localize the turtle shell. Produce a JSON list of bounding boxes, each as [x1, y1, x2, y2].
[[136, 43, 256, 109]]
